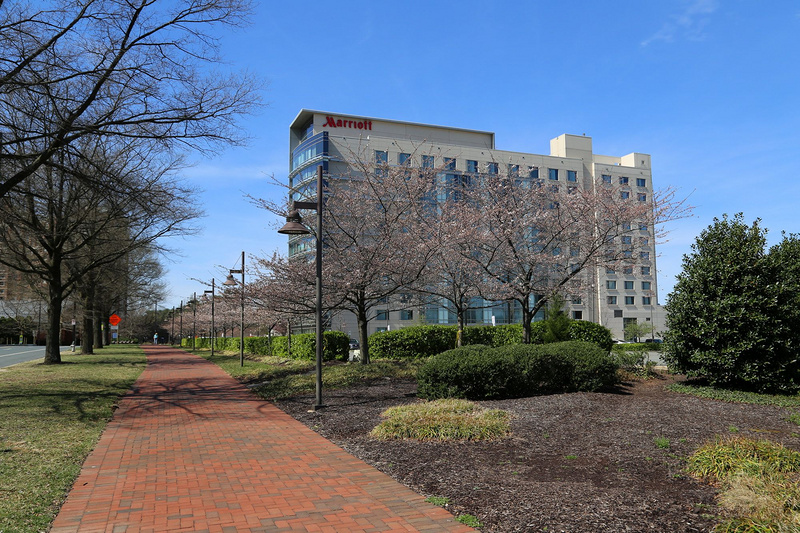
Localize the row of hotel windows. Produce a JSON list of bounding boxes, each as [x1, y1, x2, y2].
[[608, 296, 653, 305], [610, 266, 651, 275], [607, 281, 652, 290], [377, 151, 649, 188]]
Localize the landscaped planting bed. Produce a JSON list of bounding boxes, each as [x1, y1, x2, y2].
[[275, 374, 800, 532]]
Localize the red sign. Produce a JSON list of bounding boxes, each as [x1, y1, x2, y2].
[[322, 116, 372, 130], [109, 314, 121, 326]]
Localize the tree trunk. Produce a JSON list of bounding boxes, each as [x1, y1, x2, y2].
[[357, 305, 370, 364], [522, 295, 533, 344], [456, 308, 465, 348], [81, 292, 94, 354], [44, 289, 63, 364]]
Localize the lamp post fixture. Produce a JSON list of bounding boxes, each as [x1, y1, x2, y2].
[[204, 278, 215, 357], [224, 251, 245, 367], [278, 165, 324, 410], [192, 292, 197, 352], [179, 300, 183, 347]]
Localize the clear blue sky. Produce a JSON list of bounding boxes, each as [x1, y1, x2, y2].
[[161, 0, 800, 310]]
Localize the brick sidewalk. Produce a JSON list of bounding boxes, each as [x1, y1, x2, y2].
[[51, 346, 473, 533]]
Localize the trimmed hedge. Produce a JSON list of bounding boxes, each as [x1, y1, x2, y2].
[[181, 331, 349, 362], [369, 321, 612, 359], [417, 341, 619, 401]]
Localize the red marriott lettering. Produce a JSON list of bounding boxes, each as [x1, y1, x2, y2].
[[322, 116, 372, 130]]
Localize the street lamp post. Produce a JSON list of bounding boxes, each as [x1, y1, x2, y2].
[[278, 165, 324, 410], [179, 300, 183, 347], [192, 292, 197, 352], [224, 252, 245, 367], [204, 279, 215, 357]]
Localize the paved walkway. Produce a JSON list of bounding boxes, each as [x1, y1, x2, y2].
[[51, 346, 473, 533]]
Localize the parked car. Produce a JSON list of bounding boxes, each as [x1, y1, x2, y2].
[[644, 338, 663, 344], [348, 339, 359, 350]]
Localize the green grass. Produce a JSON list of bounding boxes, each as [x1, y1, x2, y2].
[[668, 383, 800, 408], [370, 399, 511, 442], [687, 437, 800, 532], [456, 513, 484, 528], [425, 495, 450, 506], [654, 436, 671, 449], [0, 346, 146, 533], [243, 356, 425, 400]]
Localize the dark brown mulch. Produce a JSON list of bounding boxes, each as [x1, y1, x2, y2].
[[274, 374, 800, 532]]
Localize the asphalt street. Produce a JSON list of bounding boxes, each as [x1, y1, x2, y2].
[[0, 345, 69, 368]]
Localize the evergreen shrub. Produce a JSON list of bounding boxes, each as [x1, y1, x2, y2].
[[418, 340, 618, 400], [369, 325, 457, 359]]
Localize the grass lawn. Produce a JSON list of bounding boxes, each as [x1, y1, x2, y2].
[[192, 347, 424, 400], [0, 345, 146, 533]]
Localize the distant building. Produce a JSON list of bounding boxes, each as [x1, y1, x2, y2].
[[287, 110, 665, 340]]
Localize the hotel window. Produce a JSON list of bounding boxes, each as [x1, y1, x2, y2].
[[602, 174, 612, 184], [375, 310, 389, 321], [619, 176, 629, 185], [529, 166, 539, 178], [623, 250, 633, 258], [486, 162, 498, 174], [444, 157, 456, 170], [375, 150, 388, 164], [422, 155, 434, 168], [572, 311, 583, 320], [572, 297, 582, 305], [548, 168, 559, 180], [623, 266, 633, 275], [639, 222, 648, 231], [621, 191, 630, 199], [624, 281, 634, 290], [606, 280, 617, 289], [621, 236, 632, 244], [642, 296, 652, 305], [466, 160, 478, 173], [567, 185, 577, 194], [607, 296, 618, 305], [509, 164, 519, 177], [638, 193, 647, 202], [640, 251, 650, 260], [642, 281, 652, 291], [641, 237, 649, 246], [398, 153, 411, 166], [567, 170, 577, 182], [400, 310, 413, 320], [641, 266, 651, 275], [614, 310, 623, 318], [622, 222, 631, 231], [636, 178, 646, 187], [625, 296, 635, 305], [606, 267, 615, 274]]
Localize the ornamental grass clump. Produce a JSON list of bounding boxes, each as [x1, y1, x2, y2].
[[370, 399, 511, 442], [687, 437, 800, 532]]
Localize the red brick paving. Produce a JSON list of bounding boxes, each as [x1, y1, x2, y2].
[[51, 346, 473, 533]]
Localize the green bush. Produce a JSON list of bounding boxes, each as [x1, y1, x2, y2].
[[369, 325, 457, 359], [270, 331, 349, 361], [462, 324, 523, 347], [418, 341, 618, 400], [568, 321, 614, 352], [183, 332, 349, 361]]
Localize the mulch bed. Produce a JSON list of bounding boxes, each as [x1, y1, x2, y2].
[[274, 374, 800, 532]]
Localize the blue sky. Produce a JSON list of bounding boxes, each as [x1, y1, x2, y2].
[[162, 0, 800, 310]]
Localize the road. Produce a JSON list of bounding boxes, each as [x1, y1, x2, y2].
[[0, 345, 69, 368]]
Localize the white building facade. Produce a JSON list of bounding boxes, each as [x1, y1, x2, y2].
[[287, 110, 665, 341]]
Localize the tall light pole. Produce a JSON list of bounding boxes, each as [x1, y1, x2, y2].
[[224, 252, 245, 367], [192, 292, 197, 352], [204, 278, 215, 357], [278, 165, 324, 410], [179, 300, 183, 347]]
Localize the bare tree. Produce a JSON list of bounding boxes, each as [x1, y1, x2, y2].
[[0, 140, 200, 363], [0, 0, 260, 198]]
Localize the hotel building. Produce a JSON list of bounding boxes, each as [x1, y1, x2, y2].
[[287, 110, 664, 341]]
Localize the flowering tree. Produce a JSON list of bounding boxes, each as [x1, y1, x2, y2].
[[463, 171, 690, 343]]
